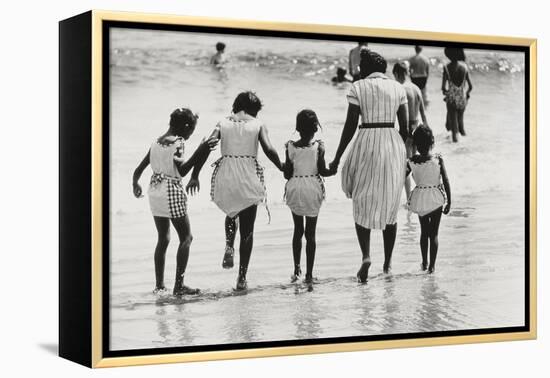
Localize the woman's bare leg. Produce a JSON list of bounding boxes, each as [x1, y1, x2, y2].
[[457, 108, 466, 136], [355, 223, 371, 282], [382, 223, 397, 273], [447, 103, 459, 142]]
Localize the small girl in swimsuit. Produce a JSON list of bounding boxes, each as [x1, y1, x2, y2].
[[132, 108, 218, 296], [284, 110, 333, 286], [406, 125, 452, 273]]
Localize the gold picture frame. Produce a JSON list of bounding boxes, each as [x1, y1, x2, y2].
[[59, 9, 537, 368]]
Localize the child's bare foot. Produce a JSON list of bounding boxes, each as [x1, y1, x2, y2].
[[153, 286, 168, 295], [290, 265, 302, 283], [222, 246, 235, 269], [304, 274, 314, 291], [421, 262, 428, 271], [427, 266, 435, 274], [357, 258, 371, 283], [383, 263, 392, 274], [235, 274, 248, 291], [173, 285, 200, 296]]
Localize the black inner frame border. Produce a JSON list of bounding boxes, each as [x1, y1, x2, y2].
[[101, 19, 531, 359]]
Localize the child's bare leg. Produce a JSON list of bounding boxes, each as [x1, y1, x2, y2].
[[236, 205, 257, 290], [153, 217, 170, 291], [304, 216, 318, 281], [418, 214, 430, 270], [171, 215, 198, 295], [225, 216, 238, 248], [355, 224, 371, 282], [428, 207, 443, 273], [382, 223, 397, 273], [222, 216, 238, 269], [291, 213, 304, 280]]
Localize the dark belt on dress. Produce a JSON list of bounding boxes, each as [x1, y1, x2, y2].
[[359, 122, 395, 129]]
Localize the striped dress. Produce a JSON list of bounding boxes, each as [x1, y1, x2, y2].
[[341, 72, 408, 229]]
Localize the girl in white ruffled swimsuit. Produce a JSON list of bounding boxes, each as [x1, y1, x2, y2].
[[406, 125, 452, 273], [284, 109, 334, 285]]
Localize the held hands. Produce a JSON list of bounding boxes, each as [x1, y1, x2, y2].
[[328, 159, 340, 176], [443, 202, 451, 215], [133, 182, 143, 198], [282, 161, 293, 180]]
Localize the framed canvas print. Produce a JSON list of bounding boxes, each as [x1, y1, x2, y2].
[[59, 10, 537, 368]]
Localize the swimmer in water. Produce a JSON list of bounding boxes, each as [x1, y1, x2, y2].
[[331, 67, 352, 84], [210, 42, 227, 66]]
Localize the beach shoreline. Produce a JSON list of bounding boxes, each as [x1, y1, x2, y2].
[[110, 190, 524, 351]]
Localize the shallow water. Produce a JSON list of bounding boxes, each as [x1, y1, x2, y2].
[[109, 29, 525, 351]]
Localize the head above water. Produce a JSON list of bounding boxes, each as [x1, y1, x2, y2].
[[412, 124, 435, 155], [169, 108, 199, 139], [392, 61, 409, 82], [296, 109, 320, 137], [337, 67, 347, 77], [359, 49, 387, 78], [444, 47, 466, 62], [415, 45, 422, 54], [216, 42, 226, 52], [232, 91, 263, 117]]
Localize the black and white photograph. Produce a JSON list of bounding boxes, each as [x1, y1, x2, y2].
[[107, 24, 528, 352]]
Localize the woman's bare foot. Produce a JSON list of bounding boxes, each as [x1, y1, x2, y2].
[[222, 246, 235, 269], [421, 262, 428, 271], [427, 266, 435, 274], [357, 258, 371, 283], [383, 262, 392, 274]]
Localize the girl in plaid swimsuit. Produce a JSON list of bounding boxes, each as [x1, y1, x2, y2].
[[132, 108, 218, 296], [283, 110, 334, 286]]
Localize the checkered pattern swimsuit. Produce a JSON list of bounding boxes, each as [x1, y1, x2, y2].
[[147, 137, 187, 219]]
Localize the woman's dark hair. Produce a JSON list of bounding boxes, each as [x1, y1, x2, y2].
[[412, 124, 435, 154], [359, 49, 387, 78], [169, 108, 198, 135], [392, 61, 408, 78], [444, 47, 466, 62], [216, 42, 226, 52], [296, 109, 320, 135], [232, 91, 263, 117]]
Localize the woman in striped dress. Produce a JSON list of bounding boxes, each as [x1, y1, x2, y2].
[[329, 50, 409, 282]]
